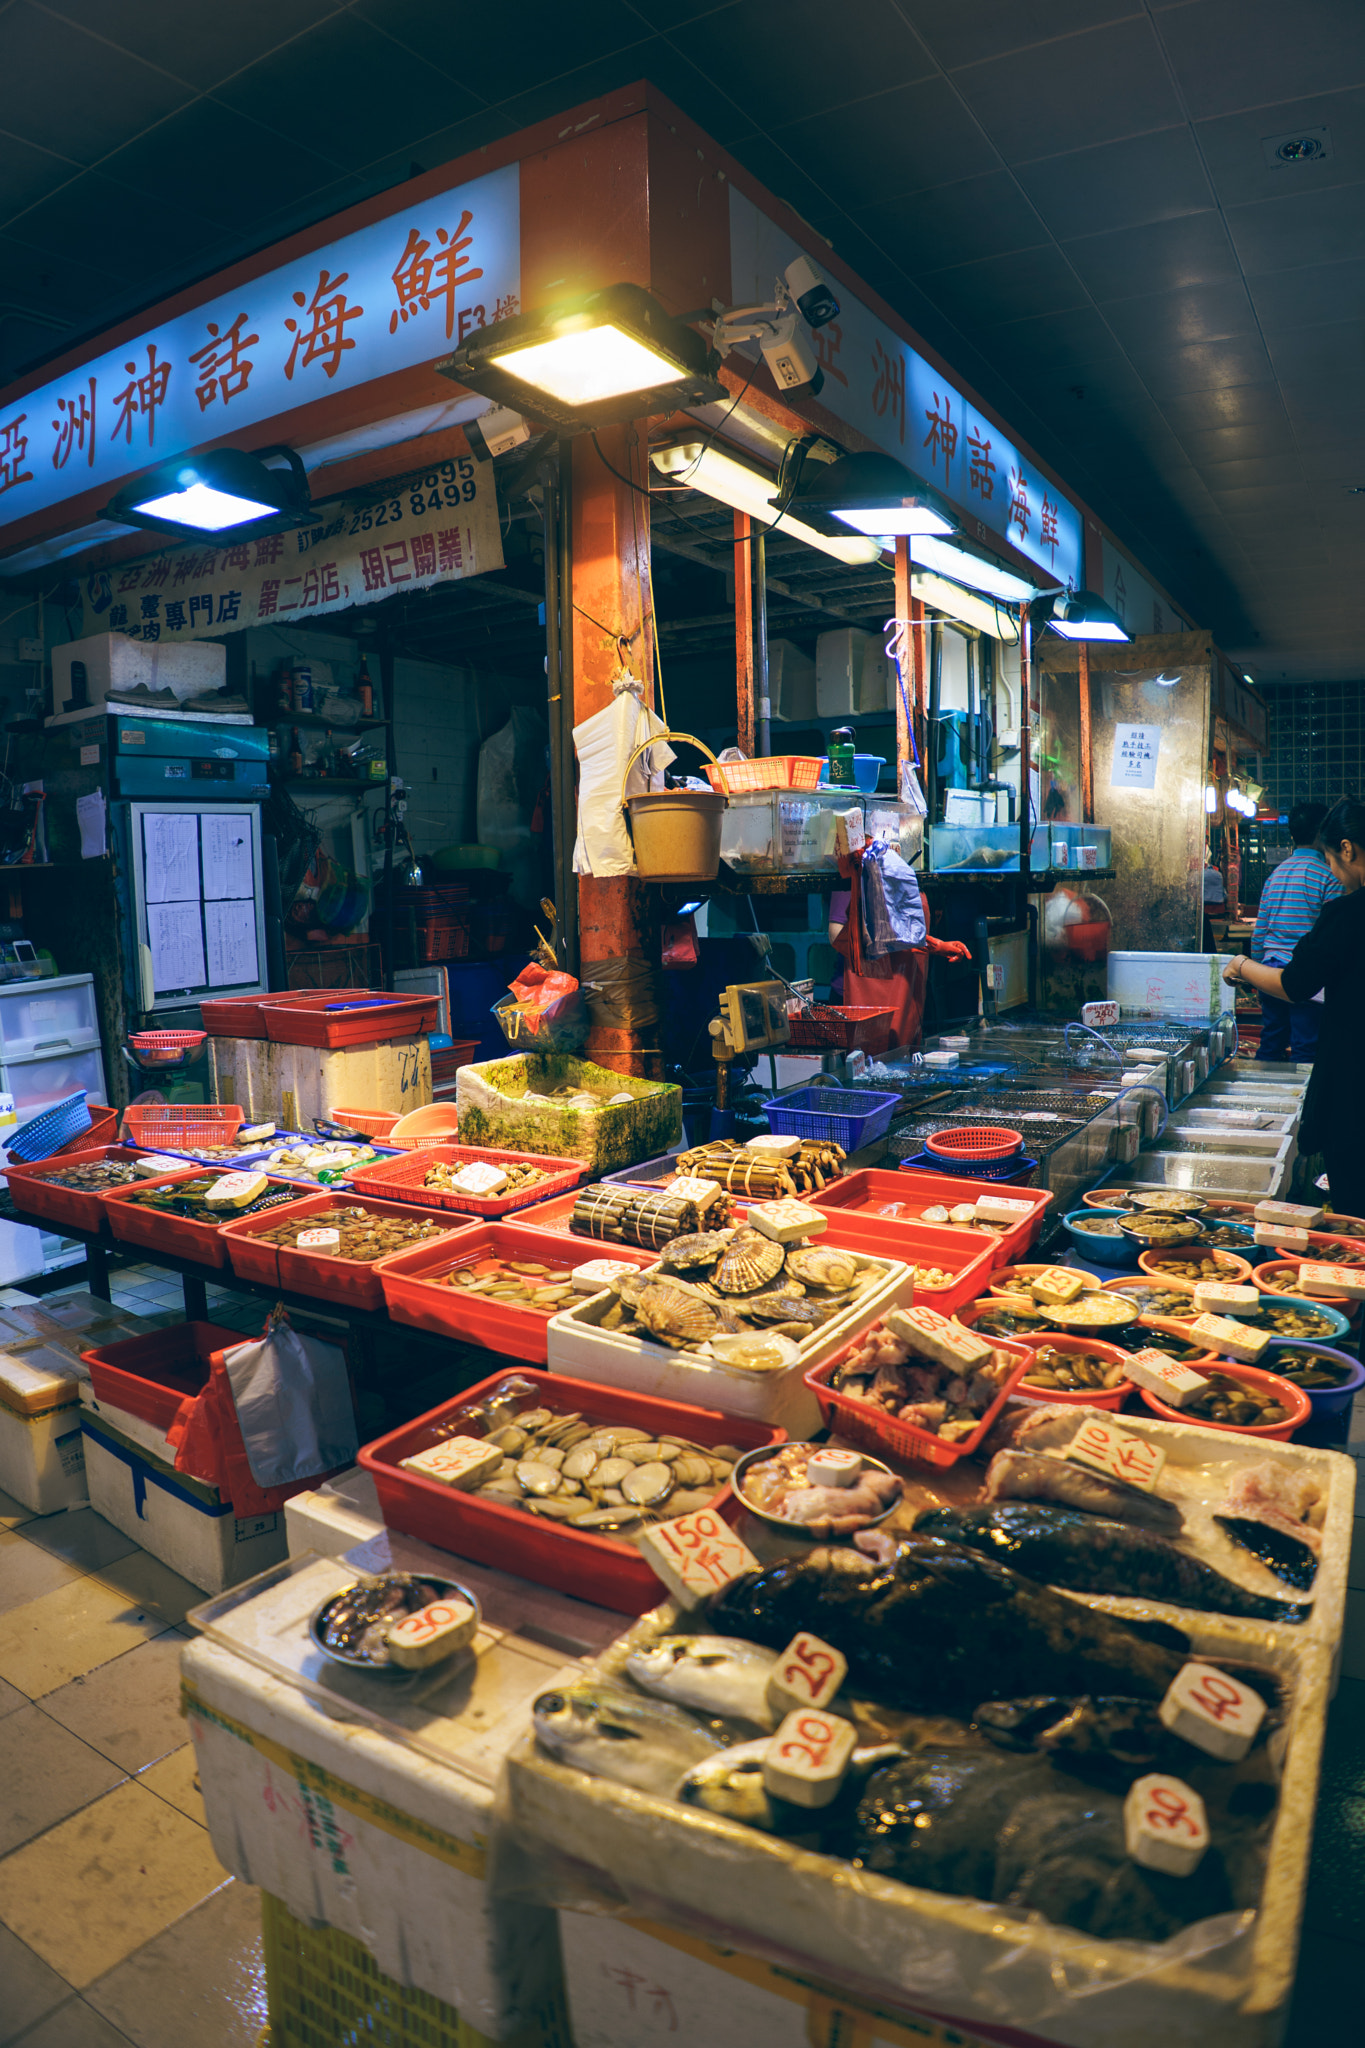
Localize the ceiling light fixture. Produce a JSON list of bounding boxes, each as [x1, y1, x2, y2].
[[780, 449, 959, 538], [908, 532, 1043, 603], [649, 440, 883, 567], [435, 283, 722, 431], [1047, 589, 1131, 642], [103, 445, 312, 541]]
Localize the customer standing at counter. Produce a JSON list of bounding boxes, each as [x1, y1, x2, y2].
[[1249, 801, 1341, 1060], [1223, 798, 1365, 1218]]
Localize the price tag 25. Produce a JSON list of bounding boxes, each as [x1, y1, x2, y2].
[[767, 1632, 848, 1718]]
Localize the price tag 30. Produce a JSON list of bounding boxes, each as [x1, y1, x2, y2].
[[1124, 1773, 1209, 1875]]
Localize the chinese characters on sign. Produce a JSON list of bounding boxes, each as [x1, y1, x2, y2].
[[77, 458, 503, 643], [1111, 723, 1162, 792], [0, 161, 518, 531], [729, 186, 1084, 587]]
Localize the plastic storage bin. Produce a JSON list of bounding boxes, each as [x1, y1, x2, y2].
[[763, 1086, 899, 1150], [1029, 824, 1113, 870], [4, 1048, 107, 1128], [719, 788, 852, 874], [359, 1366, 784, 1613], [259, 990, 440, 1048], [0, 973, 99, 1059], [348, 1145, 585, 1216], [103, 1170, 306, 1267]]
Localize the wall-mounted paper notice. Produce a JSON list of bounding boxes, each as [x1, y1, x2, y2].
[[148, 901, 206, 993], [76, 790, 106, 859], [201, 814, 254, 900], [205, 900, 258, 989], [1111, 723, 1161, 791], [143, 813, 199, 902]]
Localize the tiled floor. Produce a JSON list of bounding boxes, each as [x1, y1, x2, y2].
[[0, 1262, 1362, 2046]]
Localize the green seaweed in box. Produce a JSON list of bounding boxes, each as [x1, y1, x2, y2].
[[454, 1053, 681, 1170]]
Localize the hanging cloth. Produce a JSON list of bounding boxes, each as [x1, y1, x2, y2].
[[572, 673, 675, 877]]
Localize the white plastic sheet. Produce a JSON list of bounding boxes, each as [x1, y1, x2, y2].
[[573, 681, 675, 877]]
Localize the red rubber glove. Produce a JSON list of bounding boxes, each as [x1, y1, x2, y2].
[[926, 937, 973, 962]]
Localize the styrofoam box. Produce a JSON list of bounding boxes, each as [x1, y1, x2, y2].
[[768, 638, 817, 723], [815, 627, 891, 715], [1107, 952, 1235, 1019], [545, 1255, 910, 1436], [207, 1033, 432, 1131], [0, 1397, 86, 1512], [79, 1389, 286, 1593], [48, 631, 226, 728], [183, 1526, 623, 2034]]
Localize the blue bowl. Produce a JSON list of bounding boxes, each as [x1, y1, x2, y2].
[[1256, 1341, 1364, 1418], [1198, 1221, 1270, 1266], [1062, 1208, 1135, 1267], [1257, 1296, 1353, 1348], [820, 754, 885, 794]]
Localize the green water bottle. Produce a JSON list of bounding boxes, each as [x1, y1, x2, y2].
[[826, 726, 856, 788]]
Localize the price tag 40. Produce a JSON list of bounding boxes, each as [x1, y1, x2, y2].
[[637, 1510, 759, 1610], [1124, 1774, 1209, 1876], [1158, 1661, 1266, 1761], [766, 1633, 848, 1719], [763, 1709, 857, 1807]]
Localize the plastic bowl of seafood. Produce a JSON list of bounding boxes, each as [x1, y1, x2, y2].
[[1252, 1259, 1358, 1320], [952, 1296, 1053, 1347], [1247, 1341, 1365, 1418], [1060, 1208, 1134, 1266], [1137, 1360, 1311, 1439], [1237, 1295, 1352, 1348], [1137, 1244, 1254, 1290], [990, 1263, 1101, 1300], [1011, 1333, 1134, 1409], [309, 1570, 481, 1673], [730, 1442, 903, 1541], [1117, 1212, 1205, 1252]]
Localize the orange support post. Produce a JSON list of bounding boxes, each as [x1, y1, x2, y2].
[[735, 511, 754, 758]]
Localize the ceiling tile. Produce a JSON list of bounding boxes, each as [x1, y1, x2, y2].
[[213, 15, 481, 170], [1127, 333, 1276, 398], [773, 77, 999, 208], [671, 0, 937, 125], [1015, 128, 1212, 241], [1160, 381, 1290, 432], [1228, 180, 1365, 275], [1101, 278, 1258, 353], [623, 1, 739, 27], [1264, 322, 1365, 386], [44, 0, 346, 90], [0, 132, 82, 231], [1182, 419, 1301, 463], [1246, 256, 1365, 331], [982, 305, 1127, 381], [99, 100, 338, 231], [923, 244, 1088, 326], [951, 18, 1182, 164], [612, 43, 756, 146], [860, 171, 1043, 271], [0, 313, 71, 383], [1066, 210, 1241, 301], [0, 0, 195, 166], [353, 0, 643, 97], [0, 232, 123, 323], [1154, 0, 1365, 121], [1192, 454, 1303, 492], [1195, 88, 1365, 209], [899, 2, 1139, 71]]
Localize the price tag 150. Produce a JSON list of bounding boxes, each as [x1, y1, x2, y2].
[[637, 1510, 759, 1610]]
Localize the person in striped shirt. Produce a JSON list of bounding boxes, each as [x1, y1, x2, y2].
[[1250, 801, 1342, 1059]]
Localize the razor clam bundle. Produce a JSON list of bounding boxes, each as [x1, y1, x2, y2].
[[571, 1184, 735, 1250], [672, 1136, 847, 1198], [593, 1227, 882, 1369]]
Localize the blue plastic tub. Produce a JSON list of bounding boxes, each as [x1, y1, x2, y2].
[[1257, 1297, 1353, 1349], [764, 1086, 899, 1151], [1255, 1341, 1364, 1419], [1062, 1207, 1136, 1267]]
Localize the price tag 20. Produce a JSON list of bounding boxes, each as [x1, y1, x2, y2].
[[763, 1709, 857, 1807], [637, 1510, 759, 1610], [766, 1633, 848, 1719], [1124, 1773, 1209, 1875], [1158, 1661, 1267, 1760]]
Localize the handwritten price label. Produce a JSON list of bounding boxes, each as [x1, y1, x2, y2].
[[767, 1632, 848, 1718], [1189, 1311, 1270, 1362], [1124, 1774, 1209, 1874], [763, 1708, 857, 1807], [400, 1435, 502, 1490], [1299, 1261, 1365, 1300], [1066, 1417, 1167, 1491], [1124, 1350, 1211, 1408], [386, 1598, 477, 1667], [637, 1510, 758, 1609], [1159, 1661, 1266, 1760]]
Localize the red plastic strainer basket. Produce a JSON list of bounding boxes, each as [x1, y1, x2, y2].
[[924, 1124, 1024, 1162]]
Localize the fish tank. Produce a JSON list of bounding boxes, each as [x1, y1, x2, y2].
[[719, 791, 922, 874], [1029, 823, 1112, 870], [926, 823, 1021, 873]]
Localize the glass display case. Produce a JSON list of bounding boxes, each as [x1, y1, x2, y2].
[[926, 823, 1021, 872]]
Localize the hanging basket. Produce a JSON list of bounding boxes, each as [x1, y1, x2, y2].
[[620, 730, 727, 884]]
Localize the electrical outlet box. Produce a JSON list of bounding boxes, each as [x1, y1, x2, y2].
[[16, 638, 43, 664]]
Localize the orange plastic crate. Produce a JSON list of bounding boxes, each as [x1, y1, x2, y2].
[[103, 1170, 309, 1268], [220, 1192, 467, 1311], [348, 1144, 585, 1216], [4, 1145, 138, 1236], [805, 1336, 1030, 1469]]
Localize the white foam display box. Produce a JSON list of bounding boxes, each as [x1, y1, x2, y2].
[[1107, 952, 1235, 1020], [767, 638, 817, 723], [79, 1387, 286, 1593], [545, 1255, 910, 1436], [815, 627, 891, 715], [0, 1394, 86, 1511], [207, 1033, 431, 1130], [182, 1528, 623, 2036], [48, 631, 226, 728]]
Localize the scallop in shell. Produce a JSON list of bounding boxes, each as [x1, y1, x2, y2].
[[633, 1282, 720, 1343], [659, 1230, 734, 1272], [784, 1244, 861, 1291], [710, 1228, 785, 1295]]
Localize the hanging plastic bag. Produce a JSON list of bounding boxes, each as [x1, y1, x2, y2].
[[491, 963, 590, 1049], [219, 1305, 358, 1489], [572, 677, 675, 876]]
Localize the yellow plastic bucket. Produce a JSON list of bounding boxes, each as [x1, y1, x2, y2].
[[621, 731, 728, 883]]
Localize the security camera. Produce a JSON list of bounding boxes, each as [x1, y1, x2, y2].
[[784, 256, 839, 331], [761, 313, 824, 399], [467, 404, 532, 462]]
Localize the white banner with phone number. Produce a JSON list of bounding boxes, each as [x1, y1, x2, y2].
[[78, 453, 504, 644]]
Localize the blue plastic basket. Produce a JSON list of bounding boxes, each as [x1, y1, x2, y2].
[[763, 1087, 899, 1151], [7, 1091, 92, 1163], [900, 1148, 1038, 1183]]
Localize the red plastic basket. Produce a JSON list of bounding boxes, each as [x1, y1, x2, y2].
[[122, 1104, 245, 1151], [219, 1192, 467, 1311], [52, 1104, 118, 1155], [376, 1220, 657, 1363], [4, 1144, 140, 1236], [199, 992, 332, 1040], [702, 755, 823, 795], [129, 1030, 206, 1056], [328, 1107, 399, 1139], [359, 1367, 785, 1613], [258, 990, 440, 1048], [347, 1144, 586, 1216], [784, 1005, 895, 1053], [805, 1331, 1031, 1469], [924, 1125, 1024, 1163], [103, 1169, 308, 1268], [812, 1169, 1052, 1268], [82, 1321, 243, 1436]]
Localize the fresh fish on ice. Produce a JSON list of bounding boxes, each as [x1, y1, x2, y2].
[[982, 1448, 1184, 1534], [1214, 1516, 1318, 1590], [681, 1737, 908, 1834], [917, 1502, 1311, 1623], [531, 1679, 730, 1796], [624, 1636, 779, 1729], [1215, 1460, 1323, 1588]]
